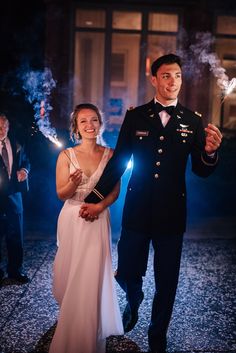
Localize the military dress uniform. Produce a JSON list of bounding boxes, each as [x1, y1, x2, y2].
[[84, 99, 218, 349], [0, 136, 30, 278]]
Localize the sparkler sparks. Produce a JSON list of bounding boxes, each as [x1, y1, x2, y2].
[[179, 32, 236, 104], [20, 67, 63, 148], [47, 135, 63, 148], [224, 77, 236, 97], [218, 77, 236, 111]]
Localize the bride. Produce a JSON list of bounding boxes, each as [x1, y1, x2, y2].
[[49, 103, 123, 353]]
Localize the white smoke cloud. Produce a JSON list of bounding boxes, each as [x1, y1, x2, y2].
[[190, 32, 229, 89], [20, 67, 62, 146], [178, 31, 236, 94]]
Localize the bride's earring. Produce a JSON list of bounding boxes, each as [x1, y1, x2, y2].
[[74, 131, 79, 142]]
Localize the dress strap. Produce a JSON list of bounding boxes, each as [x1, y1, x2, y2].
[[67, 148, 79, 169], [99, 147, 111, 171], [103, 146, 110, 159]]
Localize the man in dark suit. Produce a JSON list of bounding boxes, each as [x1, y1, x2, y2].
[[80, 54, 222, 353], [0, 113, 30, 285]]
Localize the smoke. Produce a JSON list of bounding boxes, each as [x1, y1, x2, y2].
[[191, 32, 229, 89], [178, 31, 232, 92], [19, 67, 61, 146]]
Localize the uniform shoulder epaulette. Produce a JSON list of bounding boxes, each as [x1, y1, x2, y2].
[[194, 111, 202, 117], [128, 106, 135, 110]]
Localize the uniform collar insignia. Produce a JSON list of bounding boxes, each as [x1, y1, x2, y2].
[[148, 107, 155, 118]]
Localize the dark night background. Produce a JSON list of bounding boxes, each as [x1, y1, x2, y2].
[[0, 0, 236, 239], [0, 1, 61, 235], [0, 2, 235, 353]]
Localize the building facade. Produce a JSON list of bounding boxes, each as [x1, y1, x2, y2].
[[44, 0, 236, 136]]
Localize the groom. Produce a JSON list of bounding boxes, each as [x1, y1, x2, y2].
[[80, 53, 222, 352]]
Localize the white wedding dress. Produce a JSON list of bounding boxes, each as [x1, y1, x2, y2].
[[49, 147, 123, 353]]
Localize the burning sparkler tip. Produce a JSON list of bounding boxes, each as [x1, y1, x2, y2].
[[225, 77, 236, 96], [46, 134, 63, 148], [55, 140, 63, 148]]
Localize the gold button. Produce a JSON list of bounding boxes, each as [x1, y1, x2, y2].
[[139, 136, 143, 140], [154, 173, 159, 178], [159, 136, 164, 140], [158, 149, 163, 154], [156, 161, 161, 166], [182, 193, 185, 197], [182, 140, 186, 143]]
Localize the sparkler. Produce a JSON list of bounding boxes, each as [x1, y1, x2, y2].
[[46, 134, 63, 147], [216, 77, 236, 120], [21, 68, 63, 148], [222, 77, 236, 103], [185, 32, 236, 124], [63, 150, 77, 169], [38, 98, 63, 148]]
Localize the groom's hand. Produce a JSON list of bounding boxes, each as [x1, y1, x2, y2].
[[79, 203, 101, 222]]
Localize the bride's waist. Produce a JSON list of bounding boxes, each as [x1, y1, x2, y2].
[[68, 191, 87, 203]]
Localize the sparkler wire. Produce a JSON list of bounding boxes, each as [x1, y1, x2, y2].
[[63, 150, 78, 170]]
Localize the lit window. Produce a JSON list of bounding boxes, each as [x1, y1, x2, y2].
[[75, 9, 105, 28], [111, 53, 126, 82], [217, 16, 236, 35], [74, 32, 105, 107], [149, 13, 178, 32], [113, 11, 141, 30]]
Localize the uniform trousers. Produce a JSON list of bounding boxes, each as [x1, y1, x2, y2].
[[115, 228, 183, 346]]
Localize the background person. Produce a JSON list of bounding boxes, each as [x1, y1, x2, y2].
[[0, 113, 30, 285]]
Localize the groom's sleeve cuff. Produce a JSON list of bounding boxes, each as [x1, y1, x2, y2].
[[85, 189, 104, 203]]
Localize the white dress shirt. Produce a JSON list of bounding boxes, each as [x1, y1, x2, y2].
[[154, 97, 178, 127]]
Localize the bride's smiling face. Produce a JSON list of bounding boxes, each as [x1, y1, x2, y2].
[[76, 109, 101, 140]]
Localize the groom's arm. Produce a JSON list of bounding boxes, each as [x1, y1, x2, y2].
[[84, 110, 133, 203]]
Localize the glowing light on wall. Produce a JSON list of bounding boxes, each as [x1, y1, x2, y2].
[[146, 57, 151, 76]]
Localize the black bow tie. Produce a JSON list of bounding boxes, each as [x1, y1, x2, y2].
[[155, 102, 175, 115]]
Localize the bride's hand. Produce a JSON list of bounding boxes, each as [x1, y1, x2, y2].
[[79, 203, 103, 221], [69, 169, 82, 186]]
